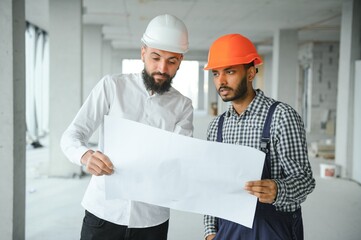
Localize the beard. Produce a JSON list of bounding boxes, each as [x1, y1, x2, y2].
[[218, 75, 248, 102], [142, 68, 174, 94]]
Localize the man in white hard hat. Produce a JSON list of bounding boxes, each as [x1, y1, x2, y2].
[[61, 14, 193, 240]]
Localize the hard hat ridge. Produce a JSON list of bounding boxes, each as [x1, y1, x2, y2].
[[141, 14, 189, 54]]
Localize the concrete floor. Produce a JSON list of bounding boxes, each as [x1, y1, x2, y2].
[[26, 144, 361, 240]]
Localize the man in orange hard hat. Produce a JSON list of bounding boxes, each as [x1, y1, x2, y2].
[[61, 14, 193, 240], [203, 34, 315, 240]]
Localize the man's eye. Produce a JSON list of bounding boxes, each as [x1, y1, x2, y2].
[[226, 70, 234, 74]]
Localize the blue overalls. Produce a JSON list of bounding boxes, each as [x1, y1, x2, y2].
[[213, 102, 304, 240]]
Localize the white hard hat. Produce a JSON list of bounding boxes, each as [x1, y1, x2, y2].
[[141, 14, 189, 54]]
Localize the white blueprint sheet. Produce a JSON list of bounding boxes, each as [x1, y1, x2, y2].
[[104, 116, 265, 228]]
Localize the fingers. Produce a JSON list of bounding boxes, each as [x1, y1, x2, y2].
[[244, 179, 277, 204], [250, 191, 275, 204], [206, 234, 216, 240], [86, 151, 114, 176], [92, 151, 114, 169]]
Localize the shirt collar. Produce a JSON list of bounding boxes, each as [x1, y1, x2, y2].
[[225, 89, 265, 117]]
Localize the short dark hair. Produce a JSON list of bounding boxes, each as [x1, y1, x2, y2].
[[244, 61, 254, 70], [244, 61, 258, 73]]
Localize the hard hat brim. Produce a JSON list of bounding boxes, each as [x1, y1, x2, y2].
[[204, 56, 263, 70]]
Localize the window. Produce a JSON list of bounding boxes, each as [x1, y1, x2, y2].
[[25, 22, 49, 146]]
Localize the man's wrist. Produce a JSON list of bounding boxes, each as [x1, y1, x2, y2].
[[205, 234, 216, 240], [81, 150, 94, 166]]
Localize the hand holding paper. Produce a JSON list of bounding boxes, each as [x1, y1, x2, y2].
[[82, 150, 114, 176], [244, 179, 278, 204]]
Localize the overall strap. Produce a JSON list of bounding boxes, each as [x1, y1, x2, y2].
[[260, 101, 280, 180], [216, 112, 226, 142], [260, 102, 280, 153], [217, 102, 280, 148]]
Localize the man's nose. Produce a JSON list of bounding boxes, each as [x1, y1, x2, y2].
[[217, 73, 227, 85], [157, 60, 168, 74]]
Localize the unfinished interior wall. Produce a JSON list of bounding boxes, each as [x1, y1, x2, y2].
[[299, 42, 339, 140], [299, 42, 339, 160]]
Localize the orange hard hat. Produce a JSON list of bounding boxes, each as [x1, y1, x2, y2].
[[204, 33, 263, 70]]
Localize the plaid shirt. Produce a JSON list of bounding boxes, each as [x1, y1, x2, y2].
[[204, 89, 315, 237]]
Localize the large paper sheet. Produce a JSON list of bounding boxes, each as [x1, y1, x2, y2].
[[104, 116, 265, 228]]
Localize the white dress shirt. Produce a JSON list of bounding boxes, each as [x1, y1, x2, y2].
[[61, 73, 193, 227]]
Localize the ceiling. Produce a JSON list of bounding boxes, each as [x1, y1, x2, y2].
[[26, 0, 343, 53]]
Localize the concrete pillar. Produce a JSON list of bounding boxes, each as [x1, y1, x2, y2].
[[83, 25, 103, 144], [335, 0, 361, 178], [197, 65, 205, 110], [83, 25, 103, 101], [353, 61, 361, 183], [203, 67, 228, 115], [272, 29, 298, 110], [112, 50, 123, 73], [102, 40, 112, 76], [0, 0, 26, 239], [262, 53, 273, 97], [205, 70, 218, 116], [48, 0, 82, 177]]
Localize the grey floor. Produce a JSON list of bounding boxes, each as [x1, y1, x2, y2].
[[26, 145, 361, 240]]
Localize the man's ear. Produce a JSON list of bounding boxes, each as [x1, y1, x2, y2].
[[141, 46, 146, 62], [247, 66, 256, 81]]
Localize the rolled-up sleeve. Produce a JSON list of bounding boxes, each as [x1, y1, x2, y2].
[[204, 215, 217, 238]]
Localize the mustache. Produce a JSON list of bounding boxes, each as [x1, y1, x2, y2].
[[218, 86, 232, 92], [152, 72, 170, 78]]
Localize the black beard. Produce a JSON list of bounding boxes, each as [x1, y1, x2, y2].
[[142, 69, 173, 94], [219, 75, 248, 102]]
